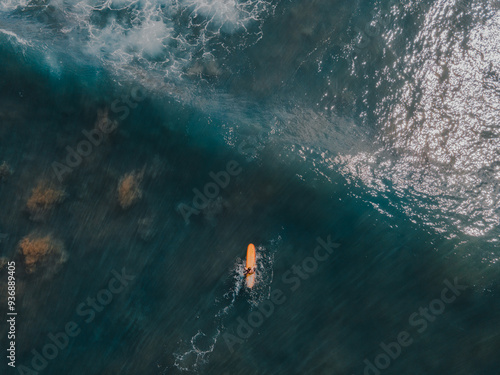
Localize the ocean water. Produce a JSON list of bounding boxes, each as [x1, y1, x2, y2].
[[0, 0, 499, 374]]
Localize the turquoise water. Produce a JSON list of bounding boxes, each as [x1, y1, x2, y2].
[[0, 0, 499, 374]]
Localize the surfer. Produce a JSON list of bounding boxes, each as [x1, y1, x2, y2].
[[245, 243, 257, 288], [243, 267, 256, 276]]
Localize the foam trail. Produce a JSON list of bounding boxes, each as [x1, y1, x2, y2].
[[171, 328, 221, 372], [171, 238, 280, 372], [0, 0, 277, 82]]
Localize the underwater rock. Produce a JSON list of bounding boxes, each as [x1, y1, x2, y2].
[[0, 256, 7, 269], [147, 154, 167, 179], [17, 233, 67, 274], [137, 216, 157, 241], [118, 169, 144, 209], [0, 161, 12, 181], [187, 59, 222, 78], [26, 181, 66, 221]]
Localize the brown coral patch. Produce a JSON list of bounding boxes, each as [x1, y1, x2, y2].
[[18, 233, 66, 274], [117, 170, 144, 209], [26, 181, 65, 221]]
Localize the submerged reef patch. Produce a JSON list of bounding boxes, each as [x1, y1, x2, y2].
[[0, 161, 12, 181], [117, 169, 144, 209], [17, 233, 67, 274], [26, 180, 66, 221]]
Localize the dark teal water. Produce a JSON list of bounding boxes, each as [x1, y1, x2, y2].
[[0, 0, 499, 374]]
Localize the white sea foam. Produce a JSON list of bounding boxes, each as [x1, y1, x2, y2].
[[0, 0, 276, 80], [171, 238, 280, 372], [0, 28, 31, 46]]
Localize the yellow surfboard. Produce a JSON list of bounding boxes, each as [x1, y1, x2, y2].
[[245, 243, 256, 288]]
